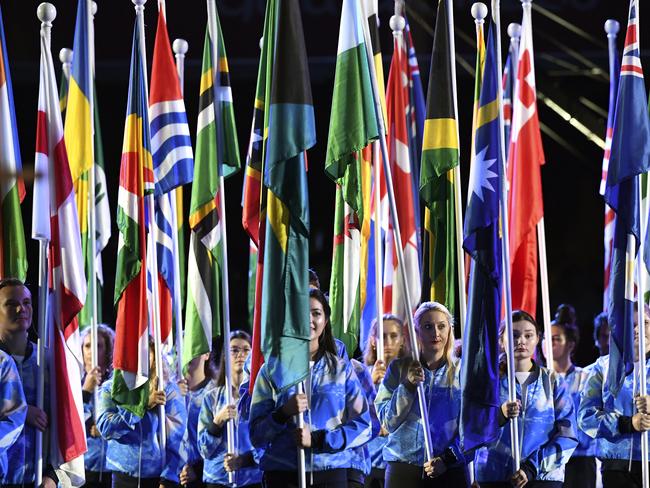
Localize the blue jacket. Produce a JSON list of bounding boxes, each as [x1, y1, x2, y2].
[[0, 349, 27, 481], [249, 352, 373, 472], [96, 378, 187, 482], [181, 378, 216, 470], [350, 359, 380, 475], [578, 355, 650, 462], [82, 376, 108, 473], [475, 363, 578, 482], [366, 363, 388, 470], [198, 384, 262, 486], [560, 365, 596, 457], [375, 357, 462, 466]]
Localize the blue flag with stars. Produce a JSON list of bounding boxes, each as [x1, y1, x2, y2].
[[459, 22, 503, 452]]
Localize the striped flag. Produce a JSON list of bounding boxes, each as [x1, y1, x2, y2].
[[33, 29, 87, 486], [112, 22, 155, 416], [420, 0, 459, 317], [182, 13, 239, 373], [0, 6, 27, 281], [605, 0, 650, 395], [325, 0, 379, 355], [507, 1, 545, 316], [383, 24, 421, 320]]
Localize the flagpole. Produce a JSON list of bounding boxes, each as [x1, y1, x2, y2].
[[507, 23, 521, 106], [206, 1, 236, 484], [133, 0, 168, 457], [493, 0, 520, 471], [446, 0, 467, 333], [373, 144, 384, 361], [364, 2, 433, 461], [59, 47, 72, 85]]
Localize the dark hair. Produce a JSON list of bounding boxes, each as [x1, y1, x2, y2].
[[216, 330, 252, 387], [593, 312, 609, 346], [309, 288, 337, 371], [554, 304, 577, 325], [512, 310, 543, 337], [0, 278, 28, 292], [308, 268, 321, 290], [80, 324, 115, 377]]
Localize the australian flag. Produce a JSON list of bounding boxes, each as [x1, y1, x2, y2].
[[459, 21, 503, 451], [605, 0, 650, 396]]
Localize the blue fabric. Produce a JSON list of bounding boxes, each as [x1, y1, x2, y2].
[[249, 352, 372, 472], [349, 359, 379, 475], [96, 378, 187, 482], [198, 384, 262, 486], [560, 366, 596, 457], [181, 379, 216, 468], [0, 349, 26, 481], [82, 373, 109, 473], [475, 365, 578, 482], [375, 357, 462, 466]]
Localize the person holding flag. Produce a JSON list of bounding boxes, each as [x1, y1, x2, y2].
[[0, 346, 26, 483]]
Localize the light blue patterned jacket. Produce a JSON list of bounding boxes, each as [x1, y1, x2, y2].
[[0, 349, 27, 481], [375, 357, 462, 466], [578, 355, 650, 461], [181, 378, 216, 472], [349, 359, 380, 475], [249, 352, 373, 472], [560, 365, 596, 457], [96, 378, 187, 482], [198, 384, 262, 486], [82, 377, 108, 473], [475, 363, 578, 482]]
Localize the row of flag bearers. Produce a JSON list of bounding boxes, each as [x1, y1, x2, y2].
[[0, 0, 649, 486]]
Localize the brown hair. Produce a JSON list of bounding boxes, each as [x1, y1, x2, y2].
[[363, 313, 409, 366], [80, 324, 115, 378], [216, 330, 252, 387]]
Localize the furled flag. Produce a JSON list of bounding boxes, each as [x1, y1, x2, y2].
[[33, 27, 87, 486], [460, 22, 502, 452], [507, 1, 545, 317], [112, 21, 155, 416], [605, 0, 650, 395], [182, 11, 239, 373], [325, 0, 379, 355], [382, 20, 421, 321], [257, 0, 316, 392], [58, 48, 70, 115], [0, 6, 27, 281], [420, 0, 459, 318], [502, 50, 514, 153], [469, 17, 486, 196], [600, 25, 620, 311]]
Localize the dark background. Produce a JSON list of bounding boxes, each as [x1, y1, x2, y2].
[[2, 0, 635, 366]]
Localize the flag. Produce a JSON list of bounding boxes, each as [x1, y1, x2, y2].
[[507, 1, 545, 316], [606, 0, 650, 395], [382, 24, 420, 320], [502, 51, 514, 153], [33, 29, 87, 486], [112, 22, 155, 417], [460, 23, 502, 452], [183, 13, 239, 373], [0, 6, 27, 281], [325, 0, 379, 355], [420, 0, 459, 317], [247, 239, 258, 329], [469, 18, 486, 193], [259, 0, 315, 392]]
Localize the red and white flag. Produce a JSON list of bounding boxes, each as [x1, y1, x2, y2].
[[507, 4, 545, 316], [32, 32, 87, 486]]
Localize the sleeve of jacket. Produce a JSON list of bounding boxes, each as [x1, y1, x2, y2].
[[527, 373, 578, 476], [375, 359, 415, 433], [197, 388, 226, 459], [95, 381, 143, 440], [352, 359, 380, 438], [0, 355, 27, 457], [578, 359, 624, 442], [161, 383, 188, 483], [316, 361, 373, 453], [249, 366, 288, 449]]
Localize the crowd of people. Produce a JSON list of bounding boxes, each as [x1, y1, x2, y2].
[[1, 274, 650, 488]]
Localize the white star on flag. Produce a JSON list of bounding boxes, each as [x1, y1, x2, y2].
[[468, 146, 498, 202]]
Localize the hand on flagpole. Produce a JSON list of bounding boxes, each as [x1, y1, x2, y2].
[[635, 394, 650, 414], [510, 469, 528, 488], [82, 366, 103, 393], [179, 464, 198, 485], [176, 378, 189, 396], [371, 360, 387, 385], [224, 452, 255, 472], [501, 400, 521, 419], [213, 404, 237, 427], [632, 413, 650, 432], [424, 457, 447, 478], [405, 360, 424, 389], [26, 405, 48, 431], [281, 393, 308, 417], [294, 425, 312, 448], [147, 389, 167, 410]]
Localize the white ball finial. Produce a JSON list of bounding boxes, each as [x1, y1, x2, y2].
[[132, 0, 146, 6], [604, 19, 620, 35], [471, 3, 488, 21], [507, 23, 521, 40], [59, 48, 73, 64], [172, 39, 188, 55], [37, 3, 57, 23], [91, 1, 98, 16], [259, 37, 264, 50], [389, 14, 405, 33]]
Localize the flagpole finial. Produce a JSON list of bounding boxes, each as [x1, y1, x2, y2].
[[91, 1, 98, 16], [59, 47, 73, 64], [132, 0, 146, 9], [604, 19, 620, 36], [258, 37, 264, 50], [471, 3, 488, 23], [172, 38, 188, 56], [37, 2, 56, 25], [507, 22, 521, 40]]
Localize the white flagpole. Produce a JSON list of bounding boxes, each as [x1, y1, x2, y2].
[[494, 0, 520, 471], [58, 48, 72, 88], [133, 0, 167, 459], [362, 0, 433, 461], [206, 2, 236, 484], [373, 144, 384, 361]]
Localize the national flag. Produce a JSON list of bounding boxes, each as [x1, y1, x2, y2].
[[183, 12, 239, 373], [382, 23, 420, 320], [33, 29, 87, 486], [507, 1, 545, 316], [0, 6, 27, 281], [247, 239, 257, 329], [259, 0, 315, 392], [325, 0, 379, 355], [469, 18, 486, 195], [420, 0, 459, 317], [112, 22, 155, 417], [606, 0, 650, 395], [502, 51, 514, 153], [460, 23, 502, 452]]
